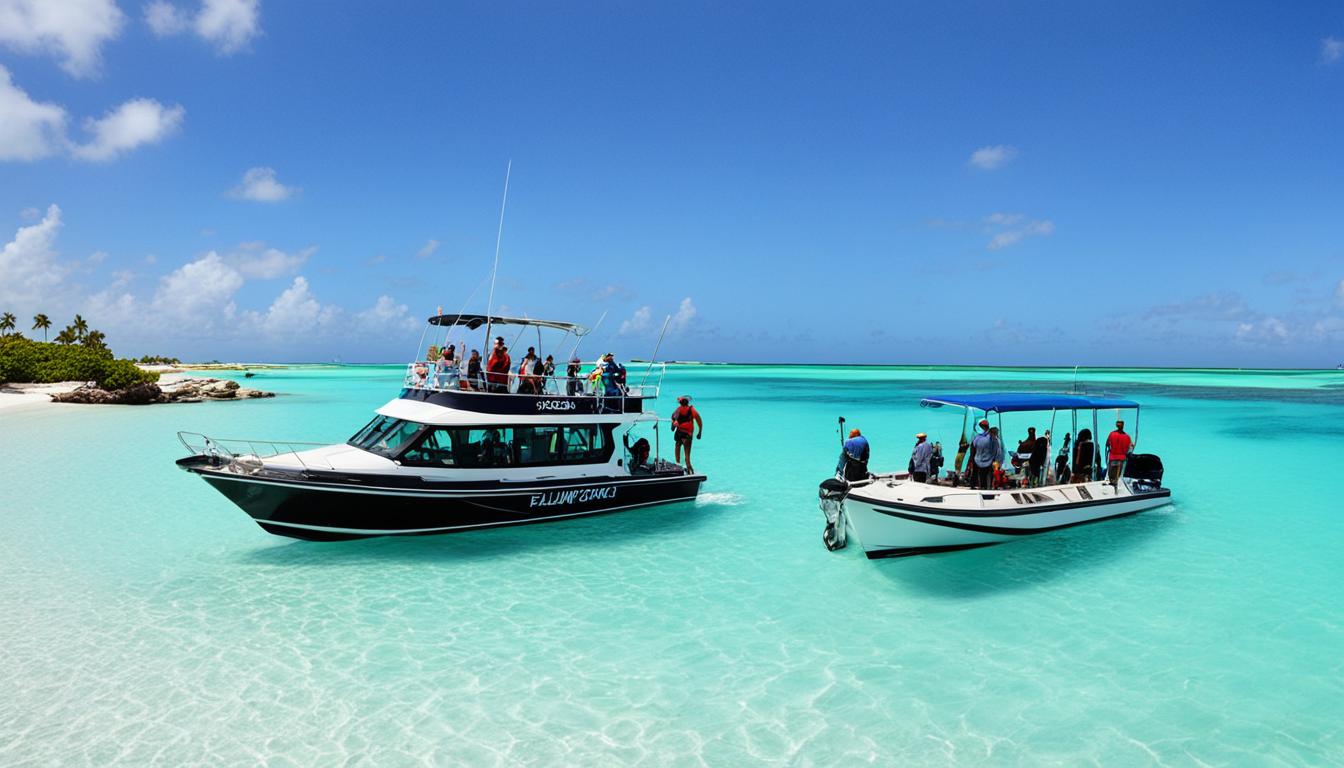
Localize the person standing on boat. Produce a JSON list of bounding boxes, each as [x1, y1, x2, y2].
[[909, 433, 934, 483], [466, 349, 483, 390], [970, 419, 1003, 489], [1028, 427, 1048, 487], [1071, 428, 1095, 483], [486, 338, 511, 393], [1106, 420, 1133, 486], [671, 396, 703, 473], [600, 353, 624, 397], [542, 355, 556, 393], [838, 427, 869, 481], [566, 357, 582, 396]]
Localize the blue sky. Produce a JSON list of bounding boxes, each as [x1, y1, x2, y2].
[[1, 1, 1342, 366]]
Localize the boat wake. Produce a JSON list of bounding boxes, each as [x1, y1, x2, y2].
[[697, 491, 744, 507]]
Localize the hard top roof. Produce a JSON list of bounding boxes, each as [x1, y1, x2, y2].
[[427, 314, 588, 335]]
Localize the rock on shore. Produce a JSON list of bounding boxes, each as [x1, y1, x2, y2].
[[50, 378, 274, 405]]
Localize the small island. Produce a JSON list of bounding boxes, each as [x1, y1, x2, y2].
[[0, 311, 273, 411]]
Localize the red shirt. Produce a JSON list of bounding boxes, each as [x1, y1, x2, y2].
[[672, 405, 698, 435], [486, 351, 511, 384], [1106, 430, 1133, 461]]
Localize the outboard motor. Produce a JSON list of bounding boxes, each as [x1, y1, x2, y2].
[[1122, 453, 1164, 490], [818, 478, 849, 551]]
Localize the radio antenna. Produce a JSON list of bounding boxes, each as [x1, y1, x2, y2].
[[483, 159, 512, 346]]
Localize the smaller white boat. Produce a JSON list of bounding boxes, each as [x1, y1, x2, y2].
[[818, 393, 1171, 558]]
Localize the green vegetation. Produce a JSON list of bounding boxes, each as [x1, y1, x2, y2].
[[137, 355, 182, 365], [0, 313, 159, 390]]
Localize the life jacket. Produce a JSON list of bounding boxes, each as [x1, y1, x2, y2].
[[672, 405, 696, 434]]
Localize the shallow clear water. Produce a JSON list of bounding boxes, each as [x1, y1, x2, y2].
[[2, 365, 1341, 765]]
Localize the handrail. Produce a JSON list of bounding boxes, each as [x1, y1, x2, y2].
[[403, 362, 667, 399], [177, 431, 334, 473]]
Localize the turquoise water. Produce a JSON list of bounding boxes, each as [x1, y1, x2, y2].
[[2, 365, 1342, 765]]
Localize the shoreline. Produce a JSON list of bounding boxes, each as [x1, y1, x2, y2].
[[0, 367, 271, 414]]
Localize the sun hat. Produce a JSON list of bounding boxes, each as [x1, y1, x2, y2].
[[915, 432, 927, 438]]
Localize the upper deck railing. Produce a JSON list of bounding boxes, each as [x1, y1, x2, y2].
[[403, 361, 667, 400]]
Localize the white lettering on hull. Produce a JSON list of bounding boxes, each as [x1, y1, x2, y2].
[[529, 485, 619, 508], [535, 400, 578, 411]]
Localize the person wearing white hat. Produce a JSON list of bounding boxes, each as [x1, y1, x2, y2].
[[909, 432, 934, 483]]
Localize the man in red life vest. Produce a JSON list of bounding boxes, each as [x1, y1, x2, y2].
[[485, 337, 511, 393], [671, 396, 703, 473], [1105, 419, 1133, 486]]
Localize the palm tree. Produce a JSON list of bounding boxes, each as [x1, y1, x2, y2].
[[32, 313, 51, 341], [55, 326, 77, 345], [72, 314, 89, 340], [0, 312, 14, 336], [82, 330, 108, 351]]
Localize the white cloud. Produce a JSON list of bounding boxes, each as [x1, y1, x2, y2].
[[246, 276, 339, 337], [0, 0, 125, 78], [0, 203, 66, 306], [968, 144, 1018, 170], [415, 239, 440, 259], [1335, 279, 1344, 307], [984, 212, 1054, 250], [150, 251, 243, 329], [619, 305, 652, 336], [229, 166, 297, 202], [144, 1, 188, 36], [0, 66, 66, 161], [670, 297, 697, 332], [1234, 317, 1289, 344], [71, 97, 185, 161], [145, 0, 260, 54], [354, 295, 417, 335], [1322, 37, 1343, 64], [231, 242, 314, 278]]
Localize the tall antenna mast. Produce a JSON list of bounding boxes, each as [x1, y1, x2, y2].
[[483, 159, 512, 346]]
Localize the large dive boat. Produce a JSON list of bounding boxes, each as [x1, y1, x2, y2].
[[177, 314, 705, 540], [819, 393, 1171, 558]]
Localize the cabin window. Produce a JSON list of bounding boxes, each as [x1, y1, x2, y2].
[[348, 416, 424, 457], [398, 424, 611, 468]]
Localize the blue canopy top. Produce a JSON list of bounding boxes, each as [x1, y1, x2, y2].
[[920, 393, 1139, 413]]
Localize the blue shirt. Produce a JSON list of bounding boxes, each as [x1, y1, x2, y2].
[[910, 441, 934, 473], [971, 431, 1004, 468], [838, 435, 870, 473]]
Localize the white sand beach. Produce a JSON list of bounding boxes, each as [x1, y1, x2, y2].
[[0, 370, 240, 414]]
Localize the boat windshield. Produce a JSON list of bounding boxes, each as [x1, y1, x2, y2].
[[347, 416, 423, 457]]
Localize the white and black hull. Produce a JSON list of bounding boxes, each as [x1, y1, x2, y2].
[[179, 457, 705, 541], [832, 477, 1172, 558]]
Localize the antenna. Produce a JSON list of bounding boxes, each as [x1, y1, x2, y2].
[[639, 314, 672, 388], [569, 310, 607, 361], [483, 159, 512, 346]]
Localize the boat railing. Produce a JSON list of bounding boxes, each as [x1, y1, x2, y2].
[[177, 431, 334, 473], [402, 362, 667, 399]]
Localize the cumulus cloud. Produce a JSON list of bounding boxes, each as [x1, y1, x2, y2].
[[968, 144, 1018, 170], [144, 0, 260, 54], [229, 166, 297, 202], [0, 0, 125, 78], [2, 204, 418, 354], [1322, 37, 1343, 64], [71, 97, 185, 161], [619, 306, 652, 336], [0, 203, 66, 306], [670, 297, 697, 332], [0, 66, 66, 160], [415, 239, 440, 259], [231, 242, 314, 278], [355, 295, 417, 335], [1234, 317, 1289, 344], [984, 212, 1054, 250]]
